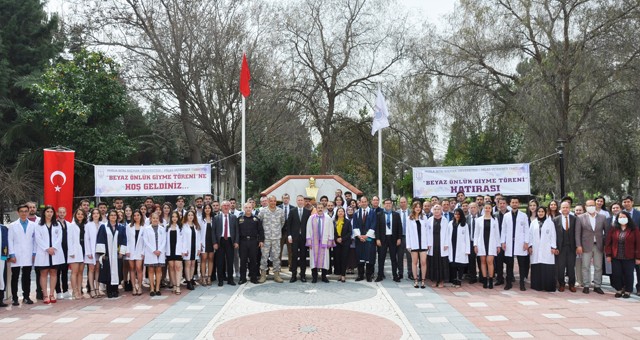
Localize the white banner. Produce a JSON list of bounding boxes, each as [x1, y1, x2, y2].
[[413, 163, 530, 198], [95, 164, 211, 197]]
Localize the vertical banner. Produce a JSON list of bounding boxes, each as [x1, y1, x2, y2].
[[44, 149, 75, 221]]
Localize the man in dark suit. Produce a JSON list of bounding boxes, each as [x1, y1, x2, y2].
[[353, 196, 378, 282], [575, 199, 607, 294], [375, 198, 402, 282], [278, 194, 295, 269], [213, 201, 239, 287], [554, 201, 577, 292], [287, 195, 311, 282], [622, 195, 640, 294]]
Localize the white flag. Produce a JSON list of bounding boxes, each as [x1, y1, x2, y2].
[[371, 88, 390, 135]]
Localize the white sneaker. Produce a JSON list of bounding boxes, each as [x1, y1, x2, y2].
[[57, 293, 64, 300], [63, 292, 72, 299]]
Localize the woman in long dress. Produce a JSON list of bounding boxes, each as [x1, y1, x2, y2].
[[529, 206, 557, 292], [427, 204, 451, 288], [96, 210, 127, 299], [67, 209, 86, 299], [406, 202, 428, 288], [449, 208, 470, 287], [333, 207, 352, 282], [474, 203, 501, 289]]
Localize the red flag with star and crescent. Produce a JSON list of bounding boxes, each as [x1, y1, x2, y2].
[[44, 149, 75, 221], [239, 53, 250, 98]]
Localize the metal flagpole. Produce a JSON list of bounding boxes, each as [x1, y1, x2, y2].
[[241, 96, 246, 205], [378, 128, 382, 199]]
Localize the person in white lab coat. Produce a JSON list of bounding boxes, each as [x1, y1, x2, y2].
[[166, 212, 185, 295], [500, 197, 531, 291], [474, 203, 501, 289], [34, 206, 65, 304], [529, 206, 557, 292], [8, 204, 37, 306], [85, 208, 102, 298], [126, 210, 146, 296], [182, 210, 201, 290], [427, 205, 452, 288], [406, 202, 429, 289], [449, 208, 471, 287], [67, 209, 86, 299], [143, 213, 167, 296]]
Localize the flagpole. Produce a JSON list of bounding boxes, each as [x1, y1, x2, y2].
[[241, 96, 246, 206], [378, 129, 382, 199]]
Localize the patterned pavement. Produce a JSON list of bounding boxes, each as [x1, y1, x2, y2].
[[1, 264, 640, 339]]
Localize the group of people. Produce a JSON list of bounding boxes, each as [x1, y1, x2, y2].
[[0, 190, 638, 307]]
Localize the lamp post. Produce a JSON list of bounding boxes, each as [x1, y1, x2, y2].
[[556, 139, 566, 198]]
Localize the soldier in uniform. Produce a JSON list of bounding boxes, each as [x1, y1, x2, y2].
[[238, 203, 264, 284], [258, 195, 285, 283]]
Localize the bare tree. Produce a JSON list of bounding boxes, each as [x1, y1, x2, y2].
[[277, 0, 409, 173]]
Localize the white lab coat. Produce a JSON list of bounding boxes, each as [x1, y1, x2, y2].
[[165, 225, 185, 257], [142, 225, 166, 265], [473, 217, 501, 256], [406, 215, 429, 250], [125, 223, 145, 260], [500, 210, 531, 257], [66, 221, 84, 263], [8, 219, 37, 267], [529, 218, 556, 265], [426, 216, 452, 257], [448, 221, 471, 264], [34, 223, 65, 267], [84, 221, 100, 264], [181, 224, 201, 260], [200, 217, 213, 252]]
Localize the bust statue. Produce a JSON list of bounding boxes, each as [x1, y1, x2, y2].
[[305, 177, 319, 200]]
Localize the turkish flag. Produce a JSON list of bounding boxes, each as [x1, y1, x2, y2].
[[239, 53, 251, 97], [44, 149, 75, 221]]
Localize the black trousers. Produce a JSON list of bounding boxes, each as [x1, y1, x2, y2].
[[11, 266, 31, 300], [555, 246, 575, 286], [312, 268, 327, 279], [495, 251, 505, 281], [55, 263, 69, 293], [398, 235, 409, 277], [613, 259, 635, 292], [505, 255, 530, 283], [216, 238, 234, 282], [377, 237, 398, 279], [635, 264, 640, 292], [334, 242, 350, 276], [290, 236, 308, 277], [358, 263, 375, 279], [468, 242, 478, 279], [239, 238, 259, 280]]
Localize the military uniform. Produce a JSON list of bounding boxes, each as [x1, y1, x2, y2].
[[238, 215, 264, 283], [259, 207, 285, 282]]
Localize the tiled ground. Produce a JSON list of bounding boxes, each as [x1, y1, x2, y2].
[[2, 263, 640, 339]]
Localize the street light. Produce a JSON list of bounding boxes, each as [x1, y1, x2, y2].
[[556, 139, 566, 198]]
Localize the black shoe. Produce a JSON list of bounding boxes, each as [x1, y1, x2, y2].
[[239, 279, 247, 285], [375, 276, 383, 282], [520, 282, 526, 291], [355, 276, 365, 282], [398, 275, 404, 280], [300, 276, 307, 283], [488, 279, 494, 289], [125, 281, 133, 292], [408, 274, 415, 281], [250, 278, 259, 284], [0, 301, 7, 307], [469, 277, 478, 284], [312, 277, 318, 283], [218, 281, 224, 287], [150, 291, 156, 297], [594, 287, 604, 295], [113, 291, 119, 298], [186, 282, 193, 290], [227, 280, 236, 286], [504, 282, 512, 290], [36, 292, 43, 300], [24, 298, 34, 305], [483, 281, 488, 289], [107, 292, 113, 298], [290, 277, 297, 283], [495, 279, 504, 286], [156, 290, 161, 296], [12, 300, 19, 306], [321, 277, 329, 283], [393, 277, 401, 282], [366, 277, 372, 282], [615, 292, 622, 298], [623, 293, 631, 298], [583, 287, 589, 294]]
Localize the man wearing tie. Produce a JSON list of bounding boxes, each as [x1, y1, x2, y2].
[[279, 194, 295, 270], [287, 195, 311, 282], [213, 201, 239, 286], [396, 197, 410, 280], [353, 196, 377, 282], [554, 201, 577, 292], [576, 199, 607, 294], [375, 199, 402, 282], [466, 202, 480, 284]]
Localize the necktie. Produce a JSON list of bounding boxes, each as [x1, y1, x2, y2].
[[298, 208, 302, 220], [224, 215, 228, 240], [363, 210, 367, 223], [284, 206, 288, 219], [565, 216, 569, 232], [402, 211, 407, 234], [471, 217, 475, 238], [318, 216, 323, 237]]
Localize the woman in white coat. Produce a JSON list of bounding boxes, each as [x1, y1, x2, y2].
[[35, 206, 65, 304], [85, 208, 102, 298], [67, 209, 86, 299], [143, 213, 166, 296], [182, 210, 201, 290], [406, 202, 429, 289], [529, 206, 557, 292], [126, 210, 146, 296], [427, 204, 452, 288], [449, 208, 471, 288], [166, 212, 185, 295], [199, 204, 215, 286], [474, 203, 501, 289]]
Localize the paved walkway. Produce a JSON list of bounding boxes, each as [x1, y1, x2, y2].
[[1, 265, 640, 339]]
